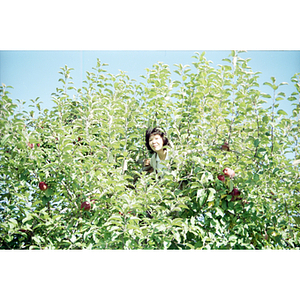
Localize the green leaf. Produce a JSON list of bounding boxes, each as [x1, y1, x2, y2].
[[263, 82, 274, 89], [197, 189, 206, 207], [279, 82, 288, 86], [254, 139, 260, 147], [108, 152, 114, 163], [1, 134, 10, 146], [293, 216, 300, 225], [22, 213, 33, 224], [261, 93, 271, 98], [29, 136, 40, 144], [62, 144, 74, 152], [253, 173, 259, 181], [277, 109, 288, 115], [275, 97, 284, 101], [70, 235, 77, 243], [173, 230, 181, 243], [42, 196, 50, 205], [216, 207, 224, 217], [229, 235, 238, 241], [207, 188, 216, 202], [9, 218, 18, 227], [262, 116, 269, 123], [229, 180, 234, 193], [172, 218, 184, 227], [45, 189, 54, 197], [277, 91, 286, 97], [179, 204, 189, 209]]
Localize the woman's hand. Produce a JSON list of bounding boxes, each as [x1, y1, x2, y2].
[[144, 159, 151, 167], [143, 159, 153, 173]]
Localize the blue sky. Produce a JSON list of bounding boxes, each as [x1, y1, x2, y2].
[[1, 50, 299, 116]]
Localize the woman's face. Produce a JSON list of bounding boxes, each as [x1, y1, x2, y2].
[[149, 134, 164, 152]]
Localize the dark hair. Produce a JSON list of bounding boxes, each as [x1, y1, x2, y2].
[[145, 127, 171, 154]]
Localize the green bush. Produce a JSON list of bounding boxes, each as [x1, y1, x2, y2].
[[1, 51, 299, 249]]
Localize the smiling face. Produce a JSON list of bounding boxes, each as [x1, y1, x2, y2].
[[149, 134, 164, 153]]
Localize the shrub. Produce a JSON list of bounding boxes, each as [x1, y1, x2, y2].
[[1, 51, 299, 249]]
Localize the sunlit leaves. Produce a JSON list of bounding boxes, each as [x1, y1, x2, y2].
[[1, 53, 300, 250]]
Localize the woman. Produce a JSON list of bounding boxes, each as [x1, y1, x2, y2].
[[143, 127, 173, 174]]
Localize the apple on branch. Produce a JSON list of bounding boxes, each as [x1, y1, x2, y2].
[[39, 181, 48, 191], [230, 188, 241, 201], [217, 174, 225, 182], [221, 142, 230, 151], [81, 201, 91, 211], [223, 167, 235, 179]]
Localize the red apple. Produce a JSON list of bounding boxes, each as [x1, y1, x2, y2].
[[38, 181, 48, 191], [37, 143, 40, 147], [230, 188, 241, 201], [231, 188, 240, 196], [28, 142, 34, 149], [223, 167, 235, 178], [221, 142, 230, 151], [81, 201, 91, 211], [217, 175, 225, 182]]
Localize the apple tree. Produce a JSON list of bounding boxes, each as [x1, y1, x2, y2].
[[0, 51, 299, 249]]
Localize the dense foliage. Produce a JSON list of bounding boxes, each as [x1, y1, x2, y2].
[[1, 51, 300, 249]]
